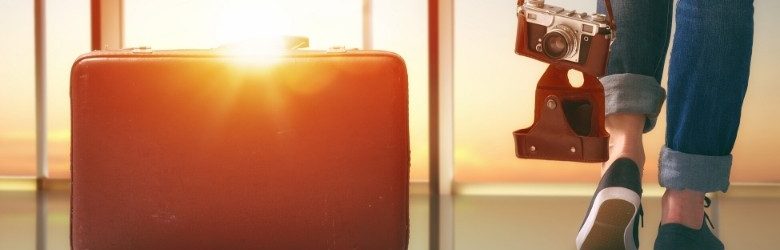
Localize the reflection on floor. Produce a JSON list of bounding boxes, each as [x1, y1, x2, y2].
[[1, 181, 779, 250]]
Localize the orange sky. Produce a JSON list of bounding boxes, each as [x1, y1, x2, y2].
[[2, 0, 779, 183]]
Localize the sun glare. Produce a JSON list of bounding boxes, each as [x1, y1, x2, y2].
[[219, 41, 286, 66], [217, 1, 293, 63]]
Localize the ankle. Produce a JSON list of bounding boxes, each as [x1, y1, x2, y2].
[[605, 114, 646, 135], [602, 114, 646, 176], [602, 136, 645, 176], [609, 140, 645, 164], [661, 189, 706, 229]]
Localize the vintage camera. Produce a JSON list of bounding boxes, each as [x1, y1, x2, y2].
[[516, 0, 614, 76]]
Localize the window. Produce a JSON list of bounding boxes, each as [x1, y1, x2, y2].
[[46, 0, 91, 178], [452, 0, 780, 184], [0, 1, 35, 177], [124, 0, 363, 50], [123, 0, 430, 181], [374, 0, 429, 182], [452, 0, 640, 183]]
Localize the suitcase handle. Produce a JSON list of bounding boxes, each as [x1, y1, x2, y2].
[[217, 36, 309, 51]]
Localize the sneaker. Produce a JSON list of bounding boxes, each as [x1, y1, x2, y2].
[[576, 158, 643, 250], [653, 197, 724, 250]]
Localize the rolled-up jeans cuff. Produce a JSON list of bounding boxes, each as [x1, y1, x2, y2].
[[600, 73, 666, 133], [659, 147, 732, 193]]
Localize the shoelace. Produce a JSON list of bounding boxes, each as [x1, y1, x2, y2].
[[703, 196, 716, 229], [638, 205, 644, 227]]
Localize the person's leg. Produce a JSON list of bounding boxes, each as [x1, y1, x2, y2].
[[598, 0, 673, 173], [660, 0, 754, 230], [576, 1, 673, 249], [603, 114, 645, 176]]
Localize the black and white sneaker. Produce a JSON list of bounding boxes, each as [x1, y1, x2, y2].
[[576, 158, 643, 250], [653, 197, 724, 250]]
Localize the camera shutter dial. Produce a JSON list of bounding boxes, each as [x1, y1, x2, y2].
[[528, 0, 545, 8]]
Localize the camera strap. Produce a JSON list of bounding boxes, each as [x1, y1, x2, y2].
[[603, 0, 616, 32]]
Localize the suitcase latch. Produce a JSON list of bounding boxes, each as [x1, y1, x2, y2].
[[327, 46, 357, 53], [126, 46, 152, 54]]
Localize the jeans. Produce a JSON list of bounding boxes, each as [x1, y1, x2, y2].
[[597, 0, 754, 193]]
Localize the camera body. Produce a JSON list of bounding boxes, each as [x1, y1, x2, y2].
[[516, 0, 614, 76]]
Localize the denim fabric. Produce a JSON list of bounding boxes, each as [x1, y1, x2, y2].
[[598, 0, 754, 193], [659, 147, 732, 192], [598, 0, 673, 132], [601, 74, 665, 133]]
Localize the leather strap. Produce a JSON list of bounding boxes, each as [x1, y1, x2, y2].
[[603, 0, 616, 33], [518, 0, 616, 32]]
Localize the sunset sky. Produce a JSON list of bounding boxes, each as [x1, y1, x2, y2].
[[1, 0, 778, 184]]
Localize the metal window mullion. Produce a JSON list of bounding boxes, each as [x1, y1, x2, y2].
[[34, 2, 48, 250], [362, 0, 372, 50], [92, 0, 123, 51], [428, 0, 454, 200], [437, 0, 454, 197], [429, 0, 455, 249], [35, 0, 47, 180]]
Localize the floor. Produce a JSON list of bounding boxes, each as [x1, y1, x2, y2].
[[2, 182, 779, 250]]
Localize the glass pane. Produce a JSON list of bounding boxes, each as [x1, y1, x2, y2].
[[124, 0, 363, 50], [731, 0, 780, 182], [453, 0, 629, 183], [374, 2, 430, 249], [374, 0, 429, 182], [46, 0, 91, 179], [124, 0, 429, 182], [0, 1, 35, 177], [453, 0, 780, 184]]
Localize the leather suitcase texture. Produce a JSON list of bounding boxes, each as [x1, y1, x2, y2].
[[70, 49, 409, 249]]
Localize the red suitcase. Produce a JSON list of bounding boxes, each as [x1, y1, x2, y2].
[[70, 48, 409, 249]]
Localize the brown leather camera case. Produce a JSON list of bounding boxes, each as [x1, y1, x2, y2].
[[71, 50, 409, 249], [513, 65, 609, 162]]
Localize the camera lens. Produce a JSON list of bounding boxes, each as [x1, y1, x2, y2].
[[541, 25, 577, 60], [543, 33, 567, 58]]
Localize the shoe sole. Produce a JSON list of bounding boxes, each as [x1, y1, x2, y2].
[[576, 187, 640, 250]]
